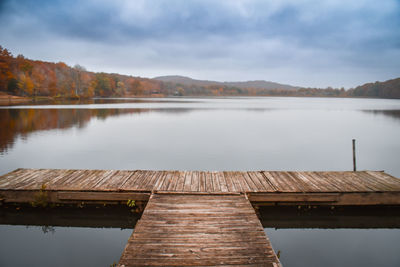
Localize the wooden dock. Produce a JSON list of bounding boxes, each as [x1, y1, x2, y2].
[[1, 169, 400, 205], [1, 168, 400, 266], [119, 193, 280, 266]]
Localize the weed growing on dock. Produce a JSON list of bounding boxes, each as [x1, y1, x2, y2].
[[31, 183, 49, 207], [126, 199, 136, 207]]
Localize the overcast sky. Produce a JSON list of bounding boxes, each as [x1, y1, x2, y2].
[[0, 0, 399, 88]]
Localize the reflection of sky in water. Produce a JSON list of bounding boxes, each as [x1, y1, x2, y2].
[[0, 225, 131, 267], [265, 228, 400, 267]]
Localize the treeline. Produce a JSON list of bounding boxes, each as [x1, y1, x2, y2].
[[160, 78, 400, 99], [348, 78, 400, 99], [1, 46, 399, 98], [0, 46, 162, 98]]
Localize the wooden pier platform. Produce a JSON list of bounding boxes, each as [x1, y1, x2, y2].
[[119, 193, 281, 266], [1, 168, 400, 266], [1, 169, 400, 206]]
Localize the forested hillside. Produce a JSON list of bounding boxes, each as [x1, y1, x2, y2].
[[1, 46, 399, 99], [0, 46, 162, 98], [348, 78, 400, 99]]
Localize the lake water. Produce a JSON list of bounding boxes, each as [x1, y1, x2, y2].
[[1, 97, 400, 266]]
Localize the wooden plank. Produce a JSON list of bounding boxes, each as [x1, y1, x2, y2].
[[242, 171, 259, 191], [11, 169, 50, 189], [366, 171, 400, 189], [57, 191, 150, 201], [94, 170, 136, 190], [136, 170, 157, 190], [199, 171, 206, 192], [223, 171, 237, 192], [190, 171, 200, 192], [0, 168, 24, 187], [167, 171, 179, 191], [321, 171, 365, 192], [158, 171, 172, 191], [262, 171, 288, 192], [15, 169, 56, 189], [211, 171, 222, 192], [49, 169, 88, 189], [131, 170, 154, 190], [248, 192, 340, 203], [233, 171, 250, 192], [174, 171, 186, 192], [119, 193, 281, 267], [183, 171, 193, 192], [77, 170, 108, 190], [153, 171, 168, 191], [248, 171, 276, 192], [298, 171, 341, 192], [120, 170, 147, 190], [224, 171, 239, 192], [205, 171, 213, 192], [357, 171, 399, 191], [215, 171, 229, 192]]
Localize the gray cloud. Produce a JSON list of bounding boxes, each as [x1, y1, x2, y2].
[[1, 0, 399, 88]]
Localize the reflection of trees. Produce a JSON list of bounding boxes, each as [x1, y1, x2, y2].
[[0, 109, 143, 153], [41, 225, 55, 234], [363, 110, 400, 122], [0, 108, 195, 153]]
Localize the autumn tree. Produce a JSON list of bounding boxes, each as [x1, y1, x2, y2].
[[94, 73, 112, 96], [0, 46, 14, 92], [116, 81, 126, 96], [17, 73, 34, 95], [128, 79, 143, 95], [72, 64, 86, 95]]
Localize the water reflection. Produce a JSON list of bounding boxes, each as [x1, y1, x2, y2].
[[261, 206, 400, 267], [259, 206, 400, 229], [0, 206, 140, 229], [0, 206, 139, 267], [363, 109, 400, 122], [0, 97, 192, 107], [1, 205, 399, 267], [2, 98, 400, 177], [0, 225, 132, 267], [0, 108, 193, 153]]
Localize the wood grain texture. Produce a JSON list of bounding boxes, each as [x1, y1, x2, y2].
[[118, 194, 281, 267]]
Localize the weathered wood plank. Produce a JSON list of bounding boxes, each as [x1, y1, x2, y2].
[[57, 191, 150, 201], [94, 170, 135, 190], [120, 170, 147, 190], [183, 171, 193, 192]]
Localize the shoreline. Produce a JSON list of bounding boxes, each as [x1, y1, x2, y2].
[[0, 94, 399, 106]]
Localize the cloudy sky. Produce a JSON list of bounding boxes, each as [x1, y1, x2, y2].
[[0, 0, 399, 88]]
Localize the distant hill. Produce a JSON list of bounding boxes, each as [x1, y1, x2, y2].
[[154, 75, 299, 91]]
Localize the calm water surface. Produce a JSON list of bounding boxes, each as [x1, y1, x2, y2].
[[0, 225, 131, 267], [1, 97, 400, 266]]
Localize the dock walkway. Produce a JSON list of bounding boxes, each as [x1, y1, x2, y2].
[[119, 193, 281, 266]]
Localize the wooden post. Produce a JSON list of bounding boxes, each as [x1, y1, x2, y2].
[[352, 139, 356, 171]]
